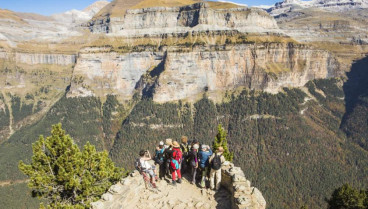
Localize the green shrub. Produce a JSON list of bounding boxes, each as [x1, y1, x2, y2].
[[19, 124, 123, 209]]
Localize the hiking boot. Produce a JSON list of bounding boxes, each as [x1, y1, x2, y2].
[[177, 178, 182, 184], [171, 180, 177, 186]]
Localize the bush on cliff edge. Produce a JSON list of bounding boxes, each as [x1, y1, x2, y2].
[[18, 124, 123, 209]]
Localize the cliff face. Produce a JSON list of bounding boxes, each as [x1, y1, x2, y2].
[[0, 49, 76, 65], [0, 49, 76, 141], [68, 49, 164, 98], [69, 43, 337, 102], [88, 2, 279, 34], [14, 52, 76, 65]]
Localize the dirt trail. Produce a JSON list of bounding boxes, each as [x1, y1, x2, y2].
[[0, 179, 28, 187], [131, 176, 232, 209]]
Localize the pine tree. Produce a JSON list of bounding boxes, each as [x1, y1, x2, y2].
[[328, 184, 367, 209], [19, 124, 123, 209], [213, 124, 233, 161]]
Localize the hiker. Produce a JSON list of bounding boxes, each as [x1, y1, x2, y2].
[[191, 139, 199, 151], [163, 138, 173, 178], [209, 147, 226, 191], [170, 141, 183, 186], [198, 145, 213, 188], [180, 136, 190, 173], [137, 150, 158, 188], [154, 141, 166, 180], [189, 143, 199, 185]]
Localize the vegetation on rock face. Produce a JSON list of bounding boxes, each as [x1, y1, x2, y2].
[[0, 93, 10, 132], [341, 56, 368, 151], [18, 124, 123, 209], [328, 184, 368, 209], [0, 96, 106, 184], [213, 124, 233, 161]]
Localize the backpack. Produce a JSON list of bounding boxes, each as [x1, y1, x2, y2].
[[170, 149, 182, 170], [211, 154, 222, 170], [180, 143, 189, 154], [172, 149, 182, 162], [134, 158, 143, 173], [154, 148, 165, 165], [170, 159, 180, 170]]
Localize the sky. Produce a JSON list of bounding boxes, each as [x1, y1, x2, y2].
[[0, 0, 280, 16]]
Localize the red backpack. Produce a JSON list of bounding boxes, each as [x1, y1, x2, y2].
[[170, 149, 182, 170]]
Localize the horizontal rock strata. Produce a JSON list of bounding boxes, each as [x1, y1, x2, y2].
[[68, 43, 337, 102], [88, 2, 279, 35]]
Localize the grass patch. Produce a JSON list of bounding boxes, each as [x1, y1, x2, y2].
[[88, 32, 299, 53], [131, 0, 197, 9], [265, 63, 291, 74], [207, 1, 244, 9], [0, 9, 24, 23]]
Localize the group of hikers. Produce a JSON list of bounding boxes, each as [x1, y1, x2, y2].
[[136, 136, 226, 191]]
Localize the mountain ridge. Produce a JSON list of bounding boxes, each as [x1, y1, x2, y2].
[[268, 0, 368, 15]]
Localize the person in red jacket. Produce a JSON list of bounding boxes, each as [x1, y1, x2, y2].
[[170, 141, 183, 186]]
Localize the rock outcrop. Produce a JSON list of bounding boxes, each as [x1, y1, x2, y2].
[[88, 2, 279, 34], [14, 52, 76, 66], [0, 48, 76, 66], [92, 162, 266, 209], [68, 43, 337, 102]]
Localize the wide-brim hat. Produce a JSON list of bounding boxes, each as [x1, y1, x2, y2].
[[165, 138, 173, 146], [172, 141, 180, 148]]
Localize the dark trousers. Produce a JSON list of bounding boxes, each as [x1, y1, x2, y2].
[[191, 166, 197, 184], [181, 156, 188, 174], [159, 163, 166, 179]]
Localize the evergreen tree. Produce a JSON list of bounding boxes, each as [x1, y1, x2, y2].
[[213, 124, 233, 162], [18, 124, 123, 209], [328, 184, 367, 209]]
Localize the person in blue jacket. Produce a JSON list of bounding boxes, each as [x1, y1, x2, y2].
[[198, 144, 213, 188]]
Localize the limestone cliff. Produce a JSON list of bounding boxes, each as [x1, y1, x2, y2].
[[88, 2, 279, 34], [0, 48, 76, 141], [68, 42, 337, 103], [0, 48, 76, 66]]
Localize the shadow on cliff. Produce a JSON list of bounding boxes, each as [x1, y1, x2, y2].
[[342, 55, 368, 117], [341, 55, 368, 148], [134, 53, 167, 99]]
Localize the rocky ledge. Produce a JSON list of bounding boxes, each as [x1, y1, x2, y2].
[[0, 48, 77, 66], [92, 162, 266, 209], [87, 2, 279, 35]]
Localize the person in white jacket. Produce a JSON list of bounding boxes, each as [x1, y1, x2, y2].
[[208, 147, 226, 191]]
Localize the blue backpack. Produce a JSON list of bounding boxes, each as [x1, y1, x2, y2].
[[170, 159, 180, 170], [154, 148, 165, 165]]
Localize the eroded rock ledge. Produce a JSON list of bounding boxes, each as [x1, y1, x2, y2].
[[92, 162, 266, 209], [87, 2, 279, 35]]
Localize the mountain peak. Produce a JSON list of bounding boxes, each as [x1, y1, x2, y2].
[[52, 0, 110, 24], [83, 1, 110, 13]]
